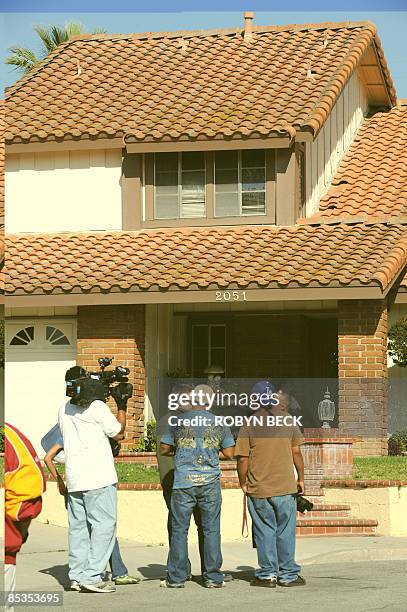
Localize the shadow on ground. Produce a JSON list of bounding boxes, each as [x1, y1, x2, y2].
[[39, 564, 70, 590]]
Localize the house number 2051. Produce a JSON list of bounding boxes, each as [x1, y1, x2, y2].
[[215, 290, 248, 302]]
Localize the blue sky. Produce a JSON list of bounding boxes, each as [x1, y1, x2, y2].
[[1, 11, 406, 97]]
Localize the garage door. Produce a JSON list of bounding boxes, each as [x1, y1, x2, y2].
[[6, 318, 77, 456]]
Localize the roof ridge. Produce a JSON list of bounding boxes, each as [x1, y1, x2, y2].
[[67, 19, 374, 42]]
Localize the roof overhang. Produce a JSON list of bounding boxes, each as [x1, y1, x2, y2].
[[3, 284, 388, 308]]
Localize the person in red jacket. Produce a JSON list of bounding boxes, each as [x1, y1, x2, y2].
[[4, 423, 46, 609]]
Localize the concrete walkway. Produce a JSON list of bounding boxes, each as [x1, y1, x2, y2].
[[11, 523, 407, 612]]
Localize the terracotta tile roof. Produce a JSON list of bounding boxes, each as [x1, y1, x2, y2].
[[5, 223, 407, 296], [5, 21, 395, 145], [318, 101, 407, 219], [0, 100, 4, 293]]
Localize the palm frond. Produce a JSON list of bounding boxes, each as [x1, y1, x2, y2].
[[5, 45, 39, 72]]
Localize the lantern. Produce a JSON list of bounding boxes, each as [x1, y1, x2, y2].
[[318, 387, 335, 429]]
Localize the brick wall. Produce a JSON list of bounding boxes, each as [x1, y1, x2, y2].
[[77, 304, 145, 447], [338, 300, 388, 456]]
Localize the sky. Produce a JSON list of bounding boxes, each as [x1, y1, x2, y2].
[[1, 11, 406, 97]]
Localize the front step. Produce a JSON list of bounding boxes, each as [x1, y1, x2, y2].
[[296, 518, 378, 536], [297, 504, 351, 519]]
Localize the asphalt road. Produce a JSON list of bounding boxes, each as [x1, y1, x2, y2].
[[9, 523, 407, 612]]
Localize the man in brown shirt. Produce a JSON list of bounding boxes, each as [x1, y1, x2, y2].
[[235, 381, 306, 588]]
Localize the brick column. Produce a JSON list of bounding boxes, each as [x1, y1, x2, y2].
[[338, 300, 388, 456], [77, 305, 145, 448]]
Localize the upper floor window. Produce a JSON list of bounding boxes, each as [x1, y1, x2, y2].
[[155, 152, 206, 219], [214, 150, 266, 217]]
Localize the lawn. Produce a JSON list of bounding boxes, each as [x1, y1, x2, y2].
[[50, 461, 160, 484], [352, 456, 407, 480]]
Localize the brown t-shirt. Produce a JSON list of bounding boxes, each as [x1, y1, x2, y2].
[[234, 409, 304, 498]]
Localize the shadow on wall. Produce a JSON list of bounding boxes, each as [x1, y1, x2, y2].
[[388, 369, 407, 433]]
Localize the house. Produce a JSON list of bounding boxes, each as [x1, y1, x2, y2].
[[3, 15, 407, 458]]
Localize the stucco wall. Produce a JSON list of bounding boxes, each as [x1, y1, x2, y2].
[[39, 483, 249, 544], [6, 149, 122, 233], [324, 486, 407, 536]]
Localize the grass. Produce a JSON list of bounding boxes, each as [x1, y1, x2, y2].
[[352, 456, 407, 480], [51, 461, 160, 484], [2, 456, 407, 485]]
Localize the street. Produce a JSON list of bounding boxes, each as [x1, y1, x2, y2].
[[10, 523, 407, 612]]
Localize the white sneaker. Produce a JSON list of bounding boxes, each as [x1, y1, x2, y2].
[[81, 581, 116, 593], [70, 580, 81, 591]]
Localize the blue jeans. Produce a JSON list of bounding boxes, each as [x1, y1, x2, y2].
[[248, 494, 300, 583], [67, 484, 117, 585], [167, 480, 223, 585], [109, 539, 128, 579]]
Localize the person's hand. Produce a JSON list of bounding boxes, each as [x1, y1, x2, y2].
[[57, 475, 67, 496], [297, 481, 305, 495], [241, 483, 248, 494]]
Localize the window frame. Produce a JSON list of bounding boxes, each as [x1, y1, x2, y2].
[[189, 319, 229, 378], [153, 151, 207, 220], [214, 149, 267, 218], [142, 148, 277, 229]]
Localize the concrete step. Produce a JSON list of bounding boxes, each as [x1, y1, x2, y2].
[[296, 517, 378, 537]]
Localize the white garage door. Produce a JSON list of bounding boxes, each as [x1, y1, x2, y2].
[[6, 318, 77, 457]]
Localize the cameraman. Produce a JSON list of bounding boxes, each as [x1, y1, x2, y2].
[[57, 370, 127, 593]]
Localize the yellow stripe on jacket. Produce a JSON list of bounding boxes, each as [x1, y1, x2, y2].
[[5, 424, 46, 521]]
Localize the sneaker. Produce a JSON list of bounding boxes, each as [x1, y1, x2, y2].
[[160, 579, 185, 588], [250, 577, 277, 588], [70, 580, 81, 592], [204, 580, 225, 588], [81, 581, 116, 593], [277, 575, 306, 587], [114, 574, 141, 585], [223, 573, 234, 582]]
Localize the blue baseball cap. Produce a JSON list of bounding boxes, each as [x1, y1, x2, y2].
[[250, 380, 276, 406]]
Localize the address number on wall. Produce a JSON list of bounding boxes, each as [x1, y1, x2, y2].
[[215, 290, 248, 302]]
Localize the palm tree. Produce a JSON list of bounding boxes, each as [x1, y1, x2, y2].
[[5, 21, 105, 74]]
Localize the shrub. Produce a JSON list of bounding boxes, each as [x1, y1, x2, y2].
[[388, 318, 407, 367], [136, 419, 157, 452], [0, 426, 4, 453], [388, 430, 407, 456]]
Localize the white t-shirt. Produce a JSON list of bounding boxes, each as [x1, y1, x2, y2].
[[58, 399, 121, 493]]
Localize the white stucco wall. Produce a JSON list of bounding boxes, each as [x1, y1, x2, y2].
[[305, 70, 369, 216], [6, 148, 122, 233]]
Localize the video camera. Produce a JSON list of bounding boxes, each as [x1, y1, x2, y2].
[[66, 358, 133, 410]]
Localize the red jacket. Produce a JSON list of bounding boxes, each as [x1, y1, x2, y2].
[[5, 423, 46, 565]]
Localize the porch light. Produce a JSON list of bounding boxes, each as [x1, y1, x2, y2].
[[318, 388, 335, 429]]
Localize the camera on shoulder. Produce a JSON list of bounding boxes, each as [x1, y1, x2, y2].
[[65, 357, 133, 411]]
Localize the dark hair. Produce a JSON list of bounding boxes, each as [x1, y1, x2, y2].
[[65, 365, 86, 382]]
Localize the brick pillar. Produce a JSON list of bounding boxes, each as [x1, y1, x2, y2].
[[77, 305, 145, 448], [338, 300, 388, 456]]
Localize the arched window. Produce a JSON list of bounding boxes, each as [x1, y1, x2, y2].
[[10, 326, 35, 346], [46, 326, 70, 346]]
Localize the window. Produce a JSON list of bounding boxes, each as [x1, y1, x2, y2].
[[214, 149, 266, 217], [46, 326, 70, 346], [155, 152, 206, 219], [191, 324, 227, 378], [7, 320, 76, 352], [10, 326, 34, 346]]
